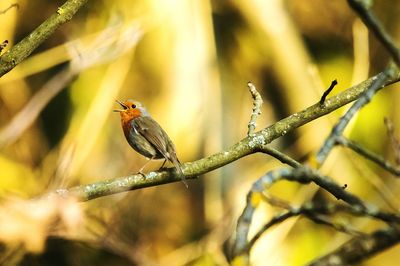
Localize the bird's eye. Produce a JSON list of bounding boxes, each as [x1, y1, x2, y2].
[[131, 104, 136, 108]]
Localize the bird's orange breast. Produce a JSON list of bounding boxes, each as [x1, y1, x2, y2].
[[120, 109, 141, 137]]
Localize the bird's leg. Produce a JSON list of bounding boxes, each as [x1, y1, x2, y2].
[[158, 159, 167, 170], [137, 156, 155, 175]]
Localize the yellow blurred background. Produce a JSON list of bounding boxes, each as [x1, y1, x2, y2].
[[1, 0, 400, 265]]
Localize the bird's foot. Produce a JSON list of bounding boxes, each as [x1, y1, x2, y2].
[[139, 171, 146, 176], [133, 171, 147, 179]]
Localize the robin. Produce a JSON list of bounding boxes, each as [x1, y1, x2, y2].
[[114, 99, 188, 187]]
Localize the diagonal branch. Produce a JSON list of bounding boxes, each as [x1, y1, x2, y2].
[[384, 117, 400, 164], [347, 0, 400, 65], [51, 69, 400, 201], [0, 0, 88, 77], [316, 63, 399, 165], [337, 136, 400, 176], [307, 227, 400, 266], [0, 3, 19, 15]]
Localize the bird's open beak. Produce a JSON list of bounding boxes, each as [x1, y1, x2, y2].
[[113, 100, 128, 112]]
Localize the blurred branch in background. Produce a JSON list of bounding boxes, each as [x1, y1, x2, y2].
[[308, 227, 400, 266], [384, 117, 400, 165], [0, 3, 18, 15], [336, 136, 400, 176], [347, 0, 400, 65], [0, 22, 143, 147], [0, 0, 88, 77]]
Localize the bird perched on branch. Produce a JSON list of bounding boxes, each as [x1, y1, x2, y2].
[[114, 99, 188, 187]]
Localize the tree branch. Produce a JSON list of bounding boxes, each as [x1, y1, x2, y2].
[[246, 203, 369, 256], [232, 167, 400, 259], [51, 70, 400, 201], [347, 0, 400, 65], [337, 136, 400, 176], [0, 0, 88, 77], [316, 63, 399, 165], [308, 227, 400, 266], [247, 81, 263, 136]]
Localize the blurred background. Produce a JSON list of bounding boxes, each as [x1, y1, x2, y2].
[[1, 0, 400, 265]]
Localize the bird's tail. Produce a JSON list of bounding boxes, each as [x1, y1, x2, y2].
[[170, 156, 188, 188]]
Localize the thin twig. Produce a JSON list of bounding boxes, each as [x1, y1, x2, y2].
[[262, 193, 293, 210], [258, 145, 302, 168], [384, 117, 400, 165], [247, 81, 263, 136], [319, 79, 338, 106], [306, 214, 364, 237], [245, 203, 366, 255], [347, 0, 400, 65], [316, 64, 398, 165], [0, 3, 19, 15], [337, 136, 400, 176], [288, 168, 367, 207], [245, 211, 295, 253]]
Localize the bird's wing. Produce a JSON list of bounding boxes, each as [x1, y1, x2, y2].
[[131, 116, 171, 158]]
